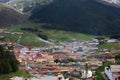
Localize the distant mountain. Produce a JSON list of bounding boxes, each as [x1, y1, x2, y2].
[[30, 0, 120, 35], [0, 3, 27, 25], [99, 0, 120, 7], [0, 0, 10, 3], [101, 0, 120, 5], [5, 0, 52, 12]]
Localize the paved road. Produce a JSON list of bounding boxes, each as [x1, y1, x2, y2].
[[36, 37, 55, 45], [101, 72, 109, 80]]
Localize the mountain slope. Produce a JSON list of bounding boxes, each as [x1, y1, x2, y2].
[[98, 0, 120, 7], [0, 3, 27, 25], [0, 0, 10, 2], [30, 0, 120, 35], [4, 0, 52, 12], [101, 0, 120, 6]]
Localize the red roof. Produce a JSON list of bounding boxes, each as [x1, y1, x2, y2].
[[90, 64, 98, 67], [41, 52, 47, 54], [28, 69, 37, 74], [21, 47, 29, 50], [68, 54, 77, 56], [34, 56, 45, 60], [91, 58, 98, 61], [19, 66, 25, 70], [41, 66, 57, 69]]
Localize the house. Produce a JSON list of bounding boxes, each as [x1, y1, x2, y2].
[[68, 54, 77, 59], [62, 48, 72, 53], [34, 57, 46, 62], [28, 69, 38, 75], [88, 39, 99, 46], [19, 66, 25, 70], [107, 39, 117, 43], [20, 47, 30, 54], [89, 58, 102, 66], [107, 58, 116, 63]]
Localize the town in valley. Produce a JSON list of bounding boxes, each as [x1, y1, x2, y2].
[[0, 28, 119, 80]]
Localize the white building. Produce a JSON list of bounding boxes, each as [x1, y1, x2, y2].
[[107, 39, 117, 43], [105, 65, 120, 80]]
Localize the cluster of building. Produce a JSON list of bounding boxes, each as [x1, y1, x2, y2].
[[4, 35, 119, 80], [11, 41, 103, 80]]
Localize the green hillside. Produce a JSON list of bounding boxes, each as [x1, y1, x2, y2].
[[4, 23, 95, 46]]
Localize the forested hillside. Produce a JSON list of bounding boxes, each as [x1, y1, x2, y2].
[[30, 0, 120, 35]]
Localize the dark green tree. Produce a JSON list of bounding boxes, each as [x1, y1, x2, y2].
[[2, 60, 12, 74], [67, 58, 76, 62], [54, 59, 60, 63], [9, 58, 19, 72], [0, 45, 19, 74]]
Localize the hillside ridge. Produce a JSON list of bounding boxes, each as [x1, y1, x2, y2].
[[0, 3, 27, 25]]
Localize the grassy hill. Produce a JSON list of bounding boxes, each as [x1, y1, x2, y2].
[[4, 23, 95, 46], [0, 3, 27, 25], [30, 0, 120, 35]]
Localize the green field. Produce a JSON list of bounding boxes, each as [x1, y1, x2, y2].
[[0, 70, 31, 80], [4, 23, 95, 46], [3, 32, 45, 47], [44, 29, 95, 42], [98, 42, 116, 50]]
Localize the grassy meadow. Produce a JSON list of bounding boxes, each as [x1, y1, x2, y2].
[[4, 23, 95, 46]]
